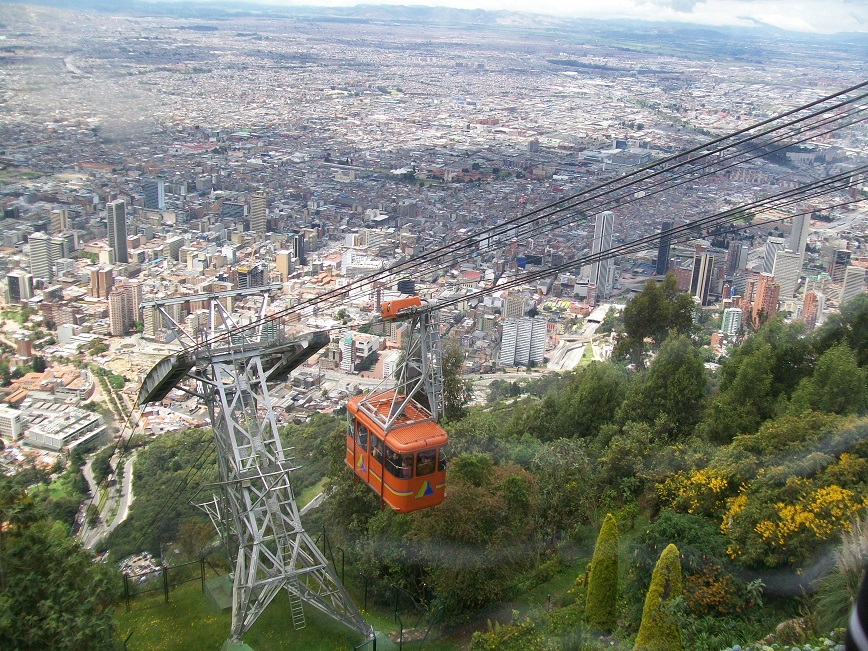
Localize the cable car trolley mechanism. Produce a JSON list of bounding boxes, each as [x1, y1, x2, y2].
[[345, 296, 449, 513]]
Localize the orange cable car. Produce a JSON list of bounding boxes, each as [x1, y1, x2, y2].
[[344, 296, 447, 512], [345, 390, 447, 513]]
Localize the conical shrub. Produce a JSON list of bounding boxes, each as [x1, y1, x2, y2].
[[633, 543, 682, 651], [584, 512, 619, 632]]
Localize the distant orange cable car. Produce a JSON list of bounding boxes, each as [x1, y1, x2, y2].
[[379, 296, 422, 320], [345, 390, 447, 513]]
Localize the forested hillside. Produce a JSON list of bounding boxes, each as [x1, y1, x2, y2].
[[317, 290, 868, 649], [6, 288, 866, 650]]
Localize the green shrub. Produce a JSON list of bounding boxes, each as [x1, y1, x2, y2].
[[634, 543, 682, 651], [469, 611, 544, 651], [585, 513, 619, 632]]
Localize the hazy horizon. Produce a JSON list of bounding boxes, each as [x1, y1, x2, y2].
[[158, 0, 868, 34]]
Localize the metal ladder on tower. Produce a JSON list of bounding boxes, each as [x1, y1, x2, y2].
[[287, 578, 307, 630]]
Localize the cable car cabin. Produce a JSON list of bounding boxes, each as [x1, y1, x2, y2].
[[345, 390, 447, 513], [380, 296, 422, 320]]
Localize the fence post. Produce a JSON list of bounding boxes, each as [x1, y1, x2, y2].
[[163, 565, 169, 604], [124, 574, 130, 613]]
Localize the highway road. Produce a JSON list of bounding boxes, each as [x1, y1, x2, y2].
[[79, 450, 136, 549]]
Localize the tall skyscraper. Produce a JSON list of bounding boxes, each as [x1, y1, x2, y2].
[[841, 266, 866, 305], [801, 291, 821, 331], [124, 279, 143, 325], [726, 241, 748, 276], [6, 270, 33, 304], [250, 191, 267, 235], [107, 200, 128, 264], [89, 266, 114, 299], [828, 250, 852, 283], [690, 252, 715, 306], [771, 250, 803, 298], [108, 287, 130, 336], [142, 179, 166, 211], [28, 232, 53, 281], [656, 221, 673, 276], [275, 250, 293, 283], [49, 209, 68, 234], [752, 273, 780, 327], [762, 237, 786, 275], [789, 213, 810, 256], [589, 211, 614, 301], [721, 307, 743, 336]]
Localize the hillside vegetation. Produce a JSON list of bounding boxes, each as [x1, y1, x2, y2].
[[318, 289, 868, 649]]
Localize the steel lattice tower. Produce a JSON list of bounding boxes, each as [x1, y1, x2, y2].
[[139, 286, 373, 647]]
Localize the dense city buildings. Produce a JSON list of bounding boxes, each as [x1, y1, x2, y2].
[[0, 2, 862, 457]]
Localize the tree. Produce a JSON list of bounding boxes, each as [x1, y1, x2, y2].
[[634, 543, 683, 651], [31, 356, 46, 373], [0, 480, 121, 649], [176, 518, 216, 561], [442, 340, 472, 421], [91, 446, 114, 486], [615, 274, 694, 366], [617, 336, 706, 441], [813, 293, 868, 367], [789, 344, 867, 416], [551, 362, 627, 441], [86, 503, 100, 527], [585, 513, 619, 632]]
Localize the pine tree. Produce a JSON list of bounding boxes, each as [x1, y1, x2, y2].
[[634, 543, 683, 651], [585, 512, 619, 631]]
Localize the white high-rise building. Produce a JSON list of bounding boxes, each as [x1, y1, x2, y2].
[[28, 232, 53, 281], [500, 317, 547, 367], [772, 249, 803, 298], [589, 211, 615, 301], [762, 237, 786, 275], [250, 190, 267, 235], [721, 307, 743, 336], [789, 213, 810, 256], [841, 266, 866, 305]]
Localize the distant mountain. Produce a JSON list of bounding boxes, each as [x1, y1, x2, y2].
[[0, 0, 867, 44]]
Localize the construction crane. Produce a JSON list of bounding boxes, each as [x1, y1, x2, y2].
[[138, 285, 373, 649]]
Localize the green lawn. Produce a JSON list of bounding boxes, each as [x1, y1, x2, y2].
[[113, 527, 619, 651], [298, 478, 326, 509], [577, 342, 595, 367], [32, 471, 80, 500], [116, 579, 374, 650]]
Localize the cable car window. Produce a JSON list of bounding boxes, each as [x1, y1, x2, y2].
[[356, 423, 368, 451], [385, 446, 413, 479], [437, 446, 447, 471], [371, 434, 384, 464], [347, 421, 354, 438], [416, 449, 436, 476]]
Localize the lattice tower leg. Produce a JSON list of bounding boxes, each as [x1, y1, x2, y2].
[[204, 354, 372, 644]]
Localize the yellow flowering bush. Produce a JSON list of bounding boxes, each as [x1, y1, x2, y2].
[[723, 479, 868, 566], [657, 468, 732, 516]]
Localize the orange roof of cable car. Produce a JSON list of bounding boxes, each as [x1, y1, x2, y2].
[[380, 296, 422, 320], [347, 391, 448, 453]]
